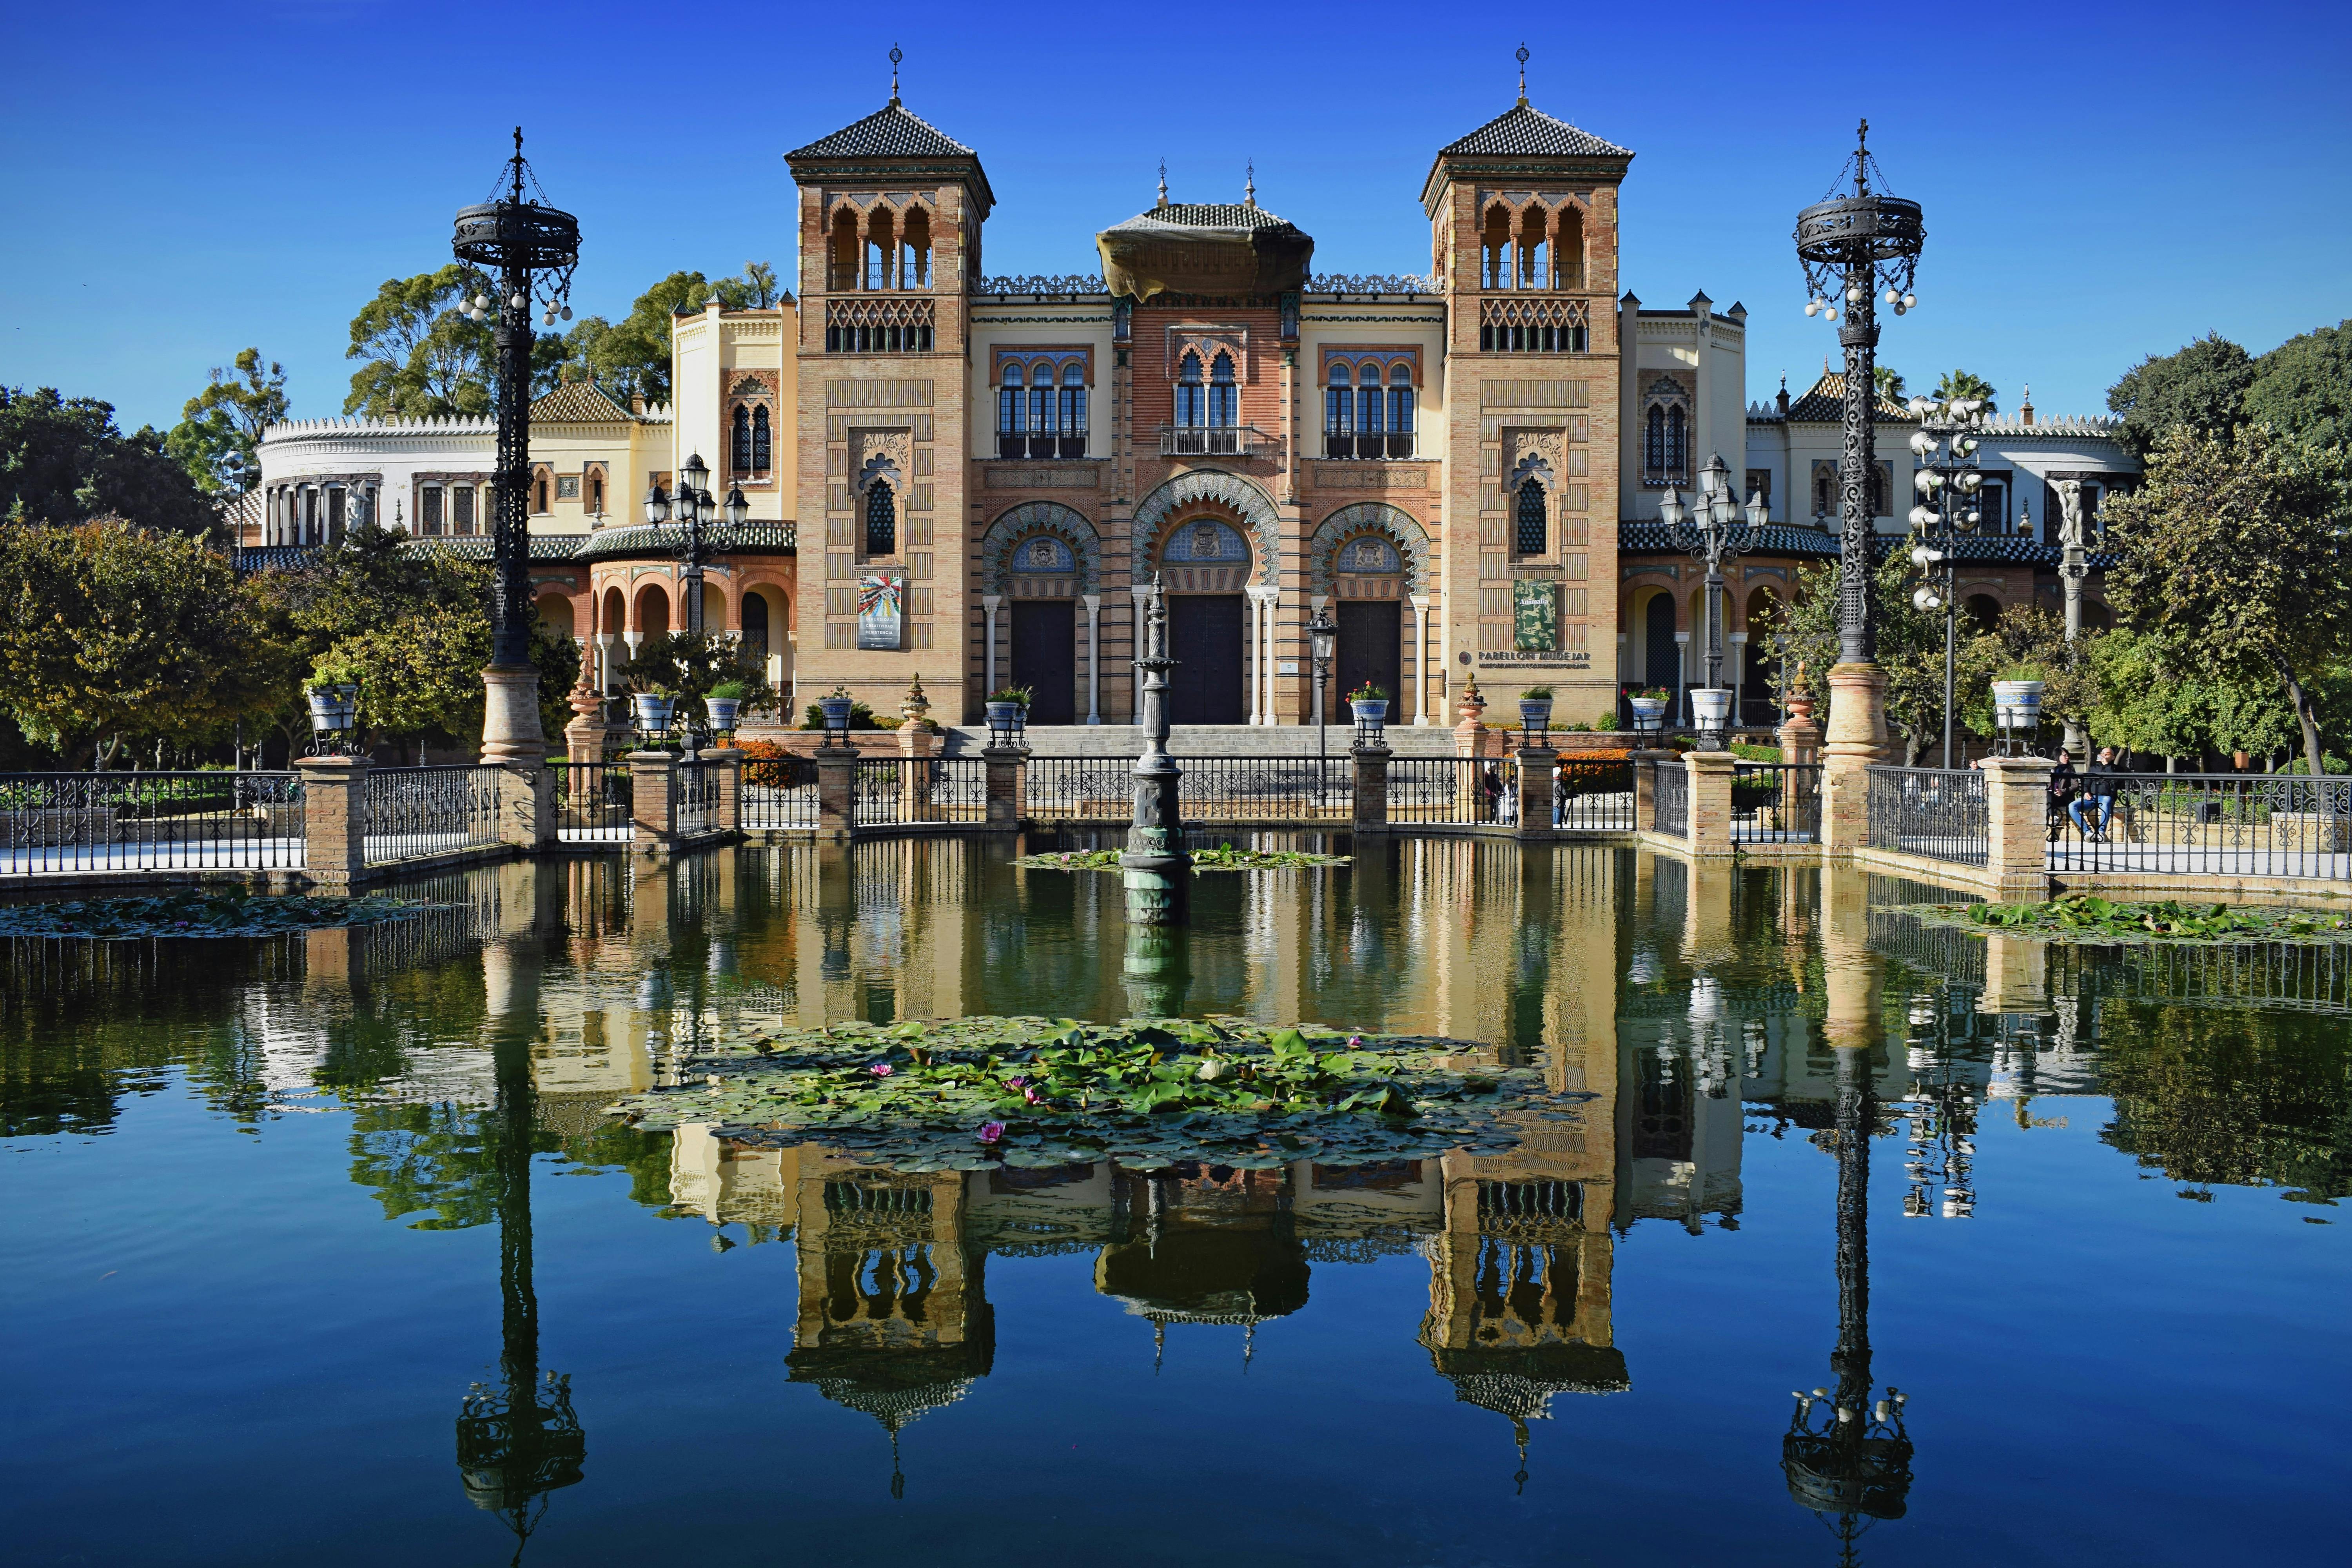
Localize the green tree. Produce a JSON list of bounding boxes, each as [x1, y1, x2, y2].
[[2106, 333, 2256, 459], [2089, 628, 2214, 764], [558, 271, 711, 406], [2102, 426, 2352, 780], [0, 520, 276, 766], [711, 260, 784, 310], [319, 605, 492, 754], [1955, 604, 2101, 743], [343, 265, 498, 417], [165, 348, 289, 495], [1753, 551, 1948, 763], [1932, 368, 1997, 413], [2244, 319, 2352, 453], [1, 386, 216, 537], [1874, 365, 1906, 401], [620, 630, 775, 714], [531, 619, 583, 743]]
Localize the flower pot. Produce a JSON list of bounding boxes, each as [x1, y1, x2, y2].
[[1350, 699, 1389, 728], [632, 693, 675, 733], [1991, 679, 2044, 730], [815, 695, 855, 734], [1690, 688, 1735, 735], [1517, 699, 1553, 734], [1628, 696, 1669, 733], [704, 697, 742, 734], [985, 699, 1026, 741], [306, 685, 358, 734]]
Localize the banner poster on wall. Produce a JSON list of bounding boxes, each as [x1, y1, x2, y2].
[[1512, 579, 1559, 652], [857, 571, 906, 651]]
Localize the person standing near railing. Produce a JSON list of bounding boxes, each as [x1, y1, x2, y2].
[[2044, 750, 2079, 843], [2069, 748, 2120, 842]]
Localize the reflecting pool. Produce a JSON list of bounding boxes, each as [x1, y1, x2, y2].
[[4, 840, 2347, 1566]]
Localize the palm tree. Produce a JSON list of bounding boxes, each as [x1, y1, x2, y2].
[[1874, 366, 1907, 401], [1935, 369, 1997, 412]]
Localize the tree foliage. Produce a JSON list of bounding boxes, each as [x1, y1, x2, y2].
[[619, 630, 775, 713], [548, 271, 709, 407], [343, 265, 500, 418], [711, 260, 784, 310], [2243, 319, 2352, 454], [1753, 552, 1951, 762], [2106, 333, 2256, 459], [1, 386, 216, 537], [165, 348, 288, 495], [1955, 604, 2100, 741], [1933, 368, 1997, 412]]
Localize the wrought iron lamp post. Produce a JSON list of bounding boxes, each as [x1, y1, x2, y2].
[[1120, 577, 1191, 925], [1660, 452, 1765, 744], [452, 129, 579, 766], [644, 452, 746, 639], [1795, 121, 1924, 764], [1307, 606, 1338, 769], [1902, 398, 1990, 766]]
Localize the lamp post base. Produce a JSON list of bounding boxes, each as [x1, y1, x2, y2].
[[480, 664, 545, 766], [1822, 661, 1890, 855]]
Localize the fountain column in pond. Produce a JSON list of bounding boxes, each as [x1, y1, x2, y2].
[[1121, 575, 1191, 925]]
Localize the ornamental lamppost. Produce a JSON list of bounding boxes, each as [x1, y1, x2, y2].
[[452, 130, 579, 766], [1306, 606, 1338, 770], [1795, 122, 1924, 802], [1901, 397, 1991, 766], [642, 452, 747, 638], [1661, 452, 1767, 744], [1119, 576, 1191, 925]]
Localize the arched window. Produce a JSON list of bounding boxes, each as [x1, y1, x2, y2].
[[1388, 363, 1415, 457], [731, 405, 753, 473], [1645, 406, 1666, 476], [1058, 363, 1086, 457], [1515, 477, 1547, 555], [1175, 352, 1205, 428], [1324, 363, 1352, 456], [588, 472, 604, 514], [534, 476, 549, 513], [1519, 210, 1548, 289], [864, 209, 895, 290], [830, 210, 858, 291], [998, 363, 1024, 456], [1208, 352, 1237, 428], [1029, 361, 1055, 447], [1482, 205, 1512, 289], [864, 480, 897, 556], [752, 405, 771, 472], [1665, 406, 1687, 477], [1357, 364, 1384, 454], [899, 209, 931, 289], [1557, 205, 1586, 290]]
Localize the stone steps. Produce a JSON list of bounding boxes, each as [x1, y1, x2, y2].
[[936, 723, 1465, 757]]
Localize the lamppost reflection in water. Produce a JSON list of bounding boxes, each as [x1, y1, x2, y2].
[[1122, 920, 1192, 1018]]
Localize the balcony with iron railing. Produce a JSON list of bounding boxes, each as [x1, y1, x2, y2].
[[1321, 431, 1417, 461], [1159, 425, 1274, 458], [996, 433, 1091, 461]]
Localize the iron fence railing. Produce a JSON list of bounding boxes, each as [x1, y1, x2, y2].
[[1732, 761, 1822, 844], [0, 771, 304, 874], [1181, 756, 1351, 822], [1025, 757, 1139, 822], [1867, 766, 1988, 867], [1387, 757, 1517, 825], [1552, 756, 1635, 831], [365, 765, 503, 867], [855, 756, 987, 827], [548, 762, 629, 843], [740, 748, 818, 830], [1653, 760, 1689, 838], [2048, 771, 2351, 880], [676, 760, 720, 838]]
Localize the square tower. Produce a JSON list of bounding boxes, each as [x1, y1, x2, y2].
[[1423, 93, 1632, 719]]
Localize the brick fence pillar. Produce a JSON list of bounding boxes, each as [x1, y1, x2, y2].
[[1629, 749, 1674, 834], [497, 762, 554, 852], [1980, 755, 2055, 900], [1822, 661, 1891, 856], [1685, 751, 1737, 858], [898, 722, 940, 822], [296, 756, 368, 889], [629, 750, 679, 858], [1515, 746, 1557, 840], [815, 744, 859, 841], [701, 746, 743, 833], [983, 744, 1027, 832], [1352, 743, 1392, 835]]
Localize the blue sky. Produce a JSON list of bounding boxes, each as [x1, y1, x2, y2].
[[4, 0, 2346, 433]]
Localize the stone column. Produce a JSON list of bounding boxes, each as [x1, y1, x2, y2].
[[702, 746, 744, 833], [983, 745, 1026, 832], [1245, 585, 1279, 725], [1069, 593, 1094, 725], [479, 664, 543, 767], [1821, 661, 1891, 856], [1684, 750, 1737, 858], [1630, 748, 1674, 833], [897, 715, 940, 822], [1515, 746, 1557, 840], [981, 595, 1003, 699], [296, 756, 369, 889], [1980, 754, 2055, 900], [1352, 742, 1392, 835], [629, 750, 678, 858], [814, 743, 858, 842], [1409, 594, 1434, 723]]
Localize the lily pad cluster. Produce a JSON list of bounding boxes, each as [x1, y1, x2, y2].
[[608, 1014, 1581, 1172], [0, 889, 441, 940], [1931, 895, 2352, 944], [1018, 845, 1350, 873]]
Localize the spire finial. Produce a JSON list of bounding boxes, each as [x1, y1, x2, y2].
[[1244, 159, 1255, 208], [1156, 158, 1168, 209], [510, 126, 524, 203], [889, 44, 902, 105], [1854, 117, 1871, 194], [1516, 43, 1530, 105]]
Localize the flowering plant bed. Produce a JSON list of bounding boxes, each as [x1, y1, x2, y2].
[[607, 1014, 1583, 1171], [1919, 894, 2352, 944], [1017, 845, 1349, 872], [0, 890, 443, 940]]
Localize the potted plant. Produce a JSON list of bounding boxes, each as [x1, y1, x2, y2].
[[1991, 665, 2046, 733], [1347, 681, 1390, 728], [1518, 685, 1555, 735], [303, 660, 361, 746], [816, 684, 858, 739], [704, 680, 747, 737], [985, 685, 1033, 744], [1628, 686, 1671, 735], [631, 685, 677, 736], [1689, 686, 1735, 737]]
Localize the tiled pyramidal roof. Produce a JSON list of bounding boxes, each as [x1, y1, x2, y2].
[[787, 102, 975, 160], [1437, 102, 1633, 159], [528, 381, 635, 423]]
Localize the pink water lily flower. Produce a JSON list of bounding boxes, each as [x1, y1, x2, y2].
[[1346, 1035, 1365, 1049], [869, 1063, 895, 1078], [977, 1121, 1007, 1144], [1005, 1076, 1028, 1089], [1022, 1086, 1042, 1104]]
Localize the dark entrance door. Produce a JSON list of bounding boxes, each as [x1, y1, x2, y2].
[[1644, 592, 1681, 693], [1334, 600, 1401, 720], [1010, 599, 1077, 725], [1166, 594, 1245, 724]]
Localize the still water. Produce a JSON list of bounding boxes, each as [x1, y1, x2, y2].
[[3, 840, 2345, 1566]]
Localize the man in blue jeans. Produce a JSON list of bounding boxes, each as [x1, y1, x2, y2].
[[2069, 747, 2120, 840]]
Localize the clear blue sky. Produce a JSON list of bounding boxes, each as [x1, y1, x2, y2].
[[4, 0, 2345, 433]]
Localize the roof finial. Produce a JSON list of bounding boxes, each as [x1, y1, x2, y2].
[[1156, 158, 1168, 209], [1516, 43, 1530, 106], [510, 126, 524, 204], [1854, 116, 1870, 194], [1244, 159, 1255, 208], [889, 44, 902, 106]]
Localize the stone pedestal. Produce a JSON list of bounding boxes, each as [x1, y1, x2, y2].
[[814, 745, 858, 841], [1980, 754, 2056, 900], [296, 756, 369, 889], [1684, 751, 1738, 857], [1629, 748, 1676, 834], [702, 746, 743, 833], [1822, 661, 1890, 856], [1514, 746, 1557, 839], [495, 760, 554, 851], [1351, 744, 1392, 835], [982, 745, 1025, 832], [563, 679, 617, 765], [628, 750, 678, 858], [479, 663, 544, 766]]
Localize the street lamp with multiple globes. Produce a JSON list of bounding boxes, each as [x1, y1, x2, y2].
[[1660, 451, 1768, 744], [1794, 120, 1924, 778], [451, 129, 579, 766], [641, 452, 747, 639], [1901, 397, 1991, 766]]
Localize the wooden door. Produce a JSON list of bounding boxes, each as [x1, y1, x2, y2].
[[1010, 599, 1077, 725], [1166, 595, 1245, 724], [1334, 600, 1401, 718]]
